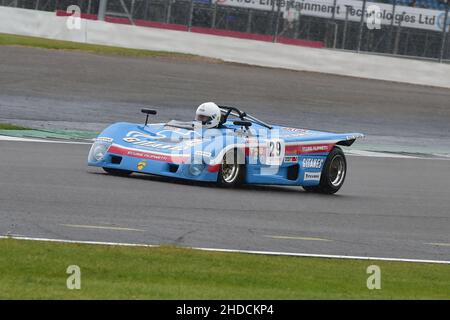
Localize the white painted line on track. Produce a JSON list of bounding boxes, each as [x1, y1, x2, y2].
[[264, 235, 332, 242], [345, 149, 419, 159], [345, 149, 450, 160], [61, 224, 146, 232], [0, 235, 157, 247], [1, 235, 449, 264], [1, 135, 449, 160], [194, 248, 450, 265], [426, 242, 450, 247], [0, 135, 450, 160], [0, 135, 91, 144]]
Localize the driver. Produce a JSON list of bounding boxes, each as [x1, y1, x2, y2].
[[195, 102, 221, 129]]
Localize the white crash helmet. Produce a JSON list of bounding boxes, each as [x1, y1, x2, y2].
[[195, 102, 221, 128]]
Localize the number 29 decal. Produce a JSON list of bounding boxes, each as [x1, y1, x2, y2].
[[265, 139, 285, 165]]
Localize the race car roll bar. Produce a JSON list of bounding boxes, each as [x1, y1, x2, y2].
[[244, 113, 273, 130], [219, 105, 273, 129]]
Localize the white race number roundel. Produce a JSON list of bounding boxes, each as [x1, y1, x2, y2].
[[265, 139, 285, 166]]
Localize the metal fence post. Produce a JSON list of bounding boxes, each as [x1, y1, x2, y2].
[[341, 6, 350, 49], [246, 9, 252, 33], [188, 0, 194, 31], [393, 13, 403, 55], [273, 0, 281, 42], [144, 0, 149, 20], [439, 1, 449, 62], [357, 0, 367, 52], [225, 7, 229, 30], [294, 9, 301, 39], [211, 2, 217, 28], [166, 0, 172, 24], [387, 0, 397, 53], [330, 0, 337, 48], [98, 0, 107, 21], [130, 0, 136, 18], [269, 0, 276, 35]]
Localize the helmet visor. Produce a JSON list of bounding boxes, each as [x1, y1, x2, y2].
[[196, 114, 212, 124]]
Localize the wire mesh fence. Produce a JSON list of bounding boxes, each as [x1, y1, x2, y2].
[[1, 0, 449, 61]]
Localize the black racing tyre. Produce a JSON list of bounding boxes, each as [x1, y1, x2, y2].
[[102, 167, 132, 176], [303, 147, 347, 194], [217, 149, 245, 187]]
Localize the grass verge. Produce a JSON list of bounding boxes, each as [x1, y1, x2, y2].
[[0, 33, 217, 61], [0, 123, 28, 130], [0, 239, 449, 299]]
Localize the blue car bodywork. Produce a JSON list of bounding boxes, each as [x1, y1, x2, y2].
[[88, 107, 363, 188]]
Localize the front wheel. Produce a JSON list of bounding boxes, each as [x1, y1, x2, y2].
[[217, 149, 245, 187], [102, 167, 132, 176], [303, 147, 347, 194]]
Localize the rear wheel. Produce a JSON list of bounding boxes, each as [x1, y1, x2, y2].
[[102, 167, 132, 176], [303, 147, 347, 194], [217, 149, 245, 187]]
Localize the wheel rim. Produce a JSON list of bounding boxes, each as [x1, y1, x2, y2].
[[222, 162, 239, 183], [328, 155, 345, 187]]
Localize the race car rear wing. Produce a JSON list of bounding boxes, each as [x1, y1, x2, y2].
[[336, 133, 365, 146], [141, 108, 157, 126]]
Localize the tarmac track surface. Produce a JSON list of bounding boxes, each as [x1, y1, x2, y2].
[[0, 46, 449, 261], [0, 140, 449, 261], [1, 46, 450, 153]]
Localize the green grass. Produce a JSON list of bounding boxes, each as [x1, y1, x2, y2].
[[0, 33, 212, 60], [0, 123, 28, 130], [0, 239, 449, 299]]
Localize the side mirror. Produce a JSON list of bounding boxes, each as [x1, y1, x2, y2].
[[233, 120, 252, 128], [141, 109, 157, 126]]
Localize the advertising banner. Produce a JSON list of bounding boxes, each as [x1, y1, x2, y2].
[[214, 0, 450, 32]]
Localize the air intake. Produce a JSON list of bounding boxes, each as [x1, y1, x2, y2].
[[287, 164, 299, 181], [111, 155, 122, 164]]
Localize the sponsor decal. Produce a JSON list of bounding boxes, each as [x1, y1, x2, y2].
[[285, 143, 333, 154], [108, 145, 189, 163], [302, 158, 324, 169], [304, 172, 321, 181], [96, 137, 113, 142], [284, 156, 298, 163], [282, 127, 311, 136], [137, 161, 147, 171], [301, 145, 329, 153], [123, 131, 202, 151]]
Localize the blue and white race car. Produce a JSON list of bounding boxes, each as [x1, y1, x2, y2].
[[88, 103, 364, 194]]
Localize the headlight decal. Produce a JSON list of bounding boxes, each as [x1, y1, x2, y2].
[[88, 141, 111, 163]]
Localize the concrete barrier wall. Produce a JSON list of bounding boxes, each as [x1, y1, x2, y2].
[[1, 6, 450, 89]]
